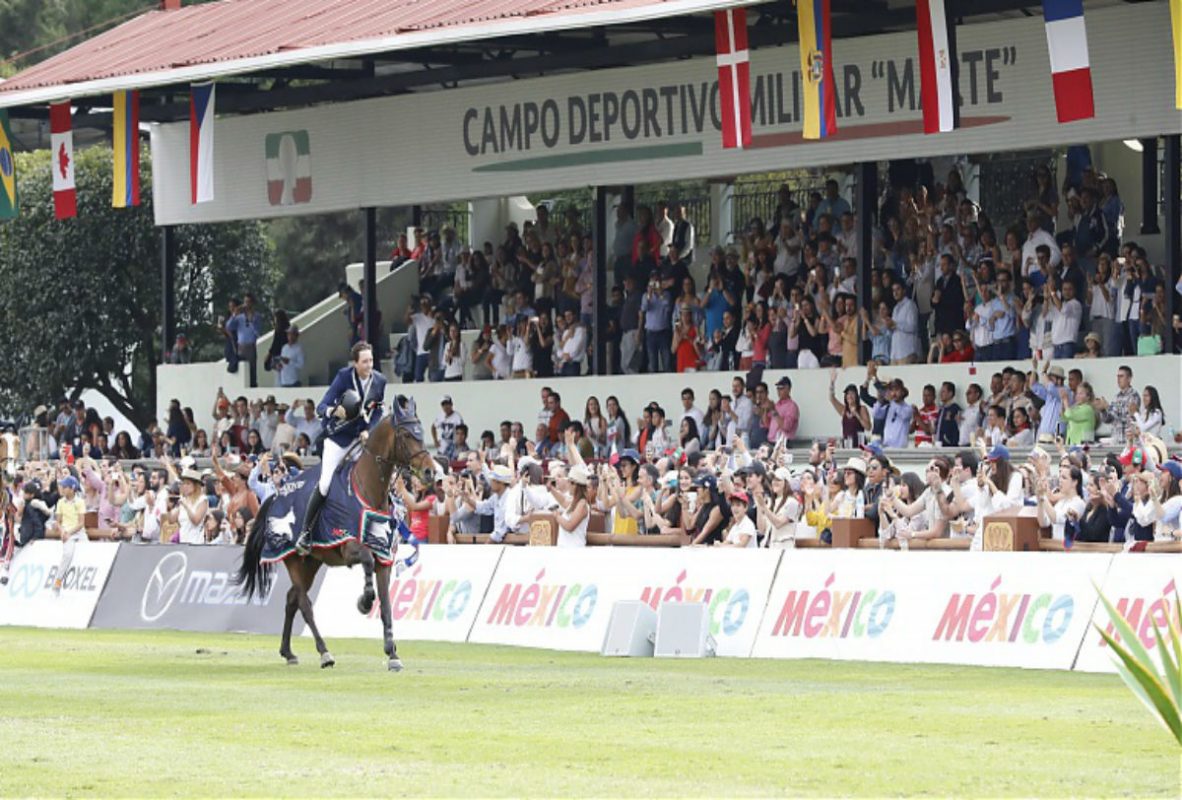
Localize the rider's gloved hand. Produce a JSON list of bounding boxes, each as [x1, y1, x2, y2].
[[331, 405, 348, 420]]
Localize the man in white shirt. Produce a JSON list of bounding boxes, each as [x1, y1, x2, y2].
[[835, 211, 858, 262], [731, 376, 754, 445], [433, 396, 464, 460], [253, 397, 280, 451], [886, 281, 920, 364], [407, 296, 435, 383], [655, 201, 674, 257], [1046, 277, 1082, 359], [773, 220, 802, 278], [285, 400, 322, 445], [969, 282, 995, 360], [679, 388, 705, 434], [277, 325, 305, 387], [1020, 214, 1061, 283], [557, 310, 586, 377]]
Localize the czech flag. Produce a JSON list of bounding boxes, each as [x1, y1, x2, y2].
[[915, 0, 960, 134], [49, 101, 76, 220], [1041, 0, 1095, 123], [112, 90, 140, 208], [189, 82, 215, 204], [714, 8, 752, 149], [797, 0, 838, 140], [0, 110, 17, 220]]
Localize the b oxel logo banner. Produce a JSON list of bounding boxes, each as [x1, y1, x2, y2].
[[313, 544, 503, 642], [0, 541, 118, 629]]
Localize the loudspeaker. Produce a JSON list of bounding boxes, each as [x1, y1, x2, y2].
[[601, 601, 657, 657], [654, 602, 716, 658]]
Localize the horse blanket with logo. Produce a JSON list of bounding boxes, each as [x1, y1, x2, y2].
[[259, 463, 401, 566]]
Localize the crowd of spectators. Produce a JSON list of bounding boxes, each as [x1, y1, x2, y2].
[[8, 346, 1176, 560], [387, 158, 1178, 384]]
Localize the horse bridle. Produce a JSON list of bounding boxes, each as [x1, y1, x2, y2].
[[364, 420, 432, 482]]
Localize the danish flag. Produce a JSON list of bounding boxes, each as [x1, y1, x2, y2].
[[714, 8, 752, 149]]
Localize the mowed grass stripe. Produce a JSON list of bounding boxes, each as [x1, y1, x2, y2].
[[0, 628, 1176, 797]]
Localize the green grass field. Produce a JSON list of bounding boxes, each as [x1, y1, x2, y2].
[[0, 628, 1177, 797]]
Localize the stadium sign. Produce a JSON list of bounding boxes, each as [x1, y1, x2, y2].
[[90, 545, 319, 634], [754, 551, 1112, 669], [469, 548, 779, 655], [147, 3, 1181, 225], [312, 544, 504, 643], [1074, 554, 1182, 674], [0, 541, 119, 629]]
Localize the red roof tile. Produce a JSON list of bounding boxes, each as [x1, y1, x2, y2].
[[0, 0, 739, 103]]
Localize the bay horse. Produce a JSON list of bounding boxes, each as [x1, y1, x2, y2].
[[236, 400, 433, 671]]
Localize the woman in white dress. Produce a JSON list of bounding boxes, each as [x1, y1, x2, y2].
[[754, 467, 800, 549], [550, 464, 592, 548], [1036, 464, 1085, 542], [172, 468, 209, 545]]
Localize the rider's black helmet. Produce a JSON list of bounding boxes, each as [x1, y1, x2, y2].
[[338, 389, 363, 420]]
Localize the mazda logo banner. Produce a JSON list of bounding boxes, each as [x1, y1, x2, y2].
[[0, 541, 120, 629], [90, 544, 322, 634]]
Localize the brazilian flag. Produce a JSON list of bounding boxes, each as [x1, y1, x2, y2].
[[0, 110, 17, 219]]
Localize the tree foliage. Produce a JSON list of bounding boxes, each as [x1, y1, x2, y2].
[[0, 146, 276, 426]]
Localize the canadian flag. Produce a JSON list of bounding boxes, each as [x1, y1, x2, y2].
[[49, 102, 76, 219], [714, 8, 752, 149]]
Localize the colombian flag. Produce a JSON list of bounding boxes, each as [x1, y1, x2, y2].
[[112, 90, 140, 208], [797, 0, 838, 139], [1171, 0, 1181, 109], [0, 110, 16, 219]]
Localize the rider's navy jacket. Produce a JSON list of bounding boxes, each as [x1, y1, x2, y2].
[[316, 366, 387, 446]]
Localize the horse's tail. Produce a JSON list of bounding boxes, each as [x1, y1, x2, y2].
[[236, 496, 276, 599]]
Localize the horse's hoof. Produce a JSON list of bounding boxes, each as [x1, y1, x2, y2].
[[285, 655, 299, 666], [320, 652, 335, 669], [357, 593, 375, 615], [388, 658, 403, 672]]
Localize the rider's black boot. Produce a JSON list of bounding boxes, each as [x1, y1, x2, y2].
[[294, 488, 326, 556]]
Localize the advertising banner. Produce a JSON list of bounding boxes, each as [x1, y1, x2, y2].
[[753, 551, 1113, 670], [0, 541, 119, 629], [148, 4, 1180, 226], [1074, 554, 1182, 674], [469, 547, 780, 655], [312, 545, 504, 643], [89, 544, 319, 634]]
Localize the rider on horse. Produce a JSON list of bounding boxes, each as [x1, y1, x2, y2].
[[295, 341, 387, 556]]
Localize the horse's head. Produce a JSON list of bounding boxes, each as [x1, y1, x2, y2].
[[384, 396, 434, 485]]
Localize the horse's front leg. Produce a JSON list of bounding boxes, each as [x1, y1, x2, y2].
[[357, 546, 376, 615], [375, 562, 401, 672]]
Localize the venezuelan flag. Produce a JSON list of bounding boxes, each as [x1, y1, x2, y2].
[[112, 90, 140, 208], [1172, 0, 1181, 109], [0, 110, 17, 220], [797, 0, 838, 139]]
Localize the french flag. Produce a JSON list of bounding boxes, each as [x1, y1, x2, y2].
[[915, 0, 959, 134], [714, 8, 752, 149], [1041, 0, 1095, 123], [189, 82, 215, 203]]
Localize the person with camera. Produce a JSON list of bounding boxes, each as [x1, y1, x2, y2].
[[640, 275, 673, 373], [294, 341, 387, 555]]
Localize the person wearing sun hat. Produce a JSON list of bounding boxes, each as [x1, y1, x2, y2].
[[721, 490, 758, 547], [460, 463, 519, 543], [173, 468, 210, 545], [48, 475, 88, 595], [544, 464, 594, 548]]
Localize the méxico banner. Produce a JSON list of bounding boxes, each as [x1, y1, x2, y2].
[[1074, 554, 1182, 674], [90, 544, 318, 634], [0, 541, 119, 629], [312, 544, 503, 642], [147, 3, 1180, 225], [468, 547, 780, 656], [753, 550, 1113, 670]]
